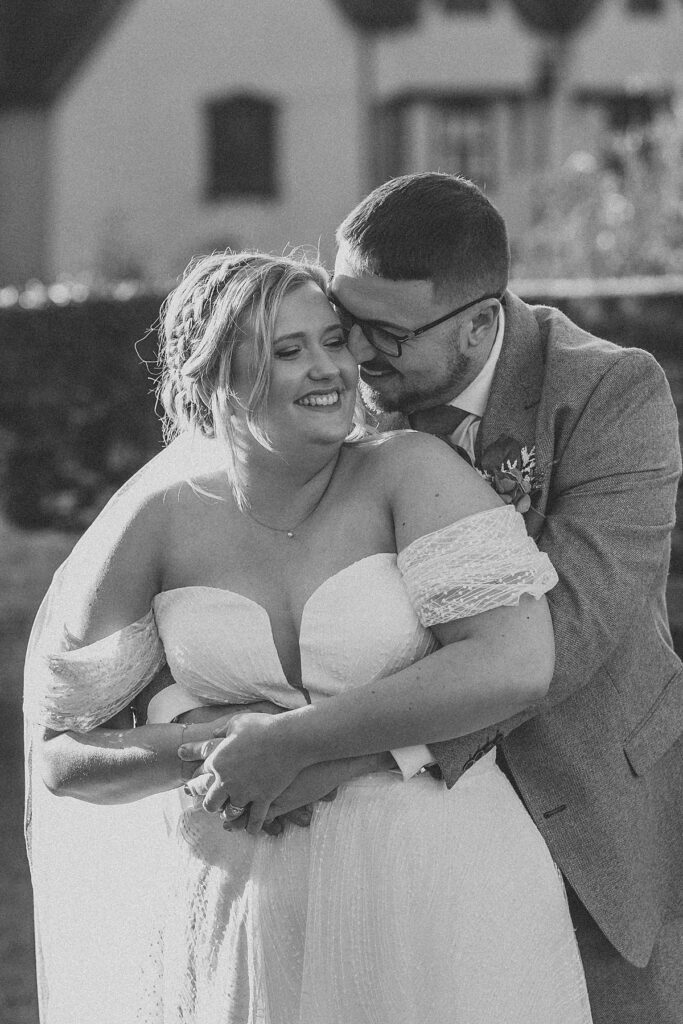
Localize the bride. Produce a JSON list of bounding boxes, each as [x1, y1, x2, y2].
[[25, 251, 592, 1024]]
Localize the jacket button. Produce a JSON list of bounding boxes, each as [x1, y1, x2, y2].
[[543, 804, 567, 819]]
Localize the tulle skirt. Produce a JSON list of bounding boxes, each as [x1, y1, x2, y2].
[[142, 754, 592, 1024]]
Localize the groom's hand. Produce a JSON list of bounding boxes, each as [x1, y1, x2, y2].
[[180, 739, 396, 836], [214, 764, 345, 836], [224, 802, 324, 836], [262, 762, 347, 824], [185, 754, 394, 833], [188, 753, 395, 831], [260, 752, 396, 832]]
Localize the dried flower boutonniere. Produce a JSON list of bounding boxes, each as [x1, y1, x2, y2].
[[477, 434, 543, 516]]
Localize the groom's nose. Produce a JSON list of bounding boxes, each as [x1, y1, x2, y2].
[[347, 324, 377, 364]]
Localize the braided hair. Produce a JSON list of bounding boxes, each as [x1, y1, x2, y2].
[[157, 250, 353, 505]]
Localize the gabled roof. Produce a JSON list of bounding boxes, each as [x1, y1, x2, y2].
[[0, 0, 134, 109]]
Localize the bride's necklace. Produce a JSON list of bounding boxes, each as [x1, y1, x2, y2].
[[241, 455, 340, 539]]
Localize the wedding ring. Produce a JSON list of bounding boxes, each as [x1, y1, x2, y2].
[[221, 800, 247, 820]]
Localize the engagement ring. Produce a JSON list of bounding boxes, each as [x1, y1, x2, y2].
[[221, 801, 247, 819]]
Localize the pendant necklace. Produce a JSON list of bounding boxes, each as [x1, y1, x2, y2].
[[241, 455, 340, 539]]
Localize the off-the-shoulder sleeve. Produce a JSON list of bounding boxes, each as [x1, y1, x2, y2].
[[397, 505, 557, 627], [24, 588, 165, 732]]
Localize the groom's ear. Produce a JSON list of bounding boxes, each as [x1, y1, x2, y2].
[[468, 300, 499, 346]]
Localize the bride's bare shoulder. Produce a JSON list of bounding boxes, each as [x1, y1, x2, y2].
[[347, 428, 498, 544], [347, 428, 470, 482], [60, 435, 225, 622], [79, 434, 226, 528]]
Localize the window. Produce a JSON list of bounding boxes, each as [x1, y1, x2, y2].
[[431, 99, 496, 188], [601, 94, 670, 132], [577, 90, 672, 177], [438, 0, 491, 12], [205, 94, 278, 200], [375, 94, 497, 190], [626, 0, 663, 13], [577, 90, 671, 134]]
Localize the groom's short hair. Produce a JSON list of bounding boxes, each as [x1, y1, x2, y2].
[[336, 172, 510, 301]]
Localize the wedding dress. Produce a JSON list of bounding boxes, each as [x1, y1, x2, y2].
[[25, 503, 592, 1024]]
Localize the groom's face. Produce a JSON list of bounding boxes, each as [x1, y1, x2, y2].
[[331, 246, 480, 416]]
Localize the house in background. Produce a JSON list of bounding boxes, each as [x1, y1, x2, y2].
[[0, 0, 134, 286], [1, 0, 681, 287]]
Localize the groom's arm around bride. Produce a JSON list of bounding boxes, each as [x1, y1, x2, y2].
[[327, 172, 682, 1024]]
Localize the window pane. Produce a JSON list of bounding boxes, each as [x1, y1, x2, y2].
[[627, 0, 663, 13], [433, 101, 495, 189], [374, 96, 497, 189], [438, 0, 491, 12], [206, 95, 278, 200], [604, 94, 667, 131]]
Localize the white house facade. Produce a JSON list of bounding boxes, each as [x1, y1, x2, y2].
[[6, 0, 682, 286]]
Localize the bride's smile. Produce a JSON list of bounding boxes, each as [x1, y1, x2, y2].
[[294, 387, 341, 408], [231, 280, 358, 453]]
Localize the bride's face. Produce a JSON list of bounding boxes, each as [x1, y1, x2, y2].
[[231, 281, 359, 450]]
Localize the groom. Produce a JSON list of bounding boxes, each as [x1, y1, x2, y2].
[[158, 172, 681, 1022], [326, 172, 682, 1024]]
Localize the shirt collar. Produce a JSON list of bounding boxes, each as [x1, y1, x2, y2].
[[448, 304, 505, 418]]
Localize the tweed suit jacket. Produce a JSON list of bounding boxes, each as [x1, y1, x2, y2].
[[426, 292, 683, 968]]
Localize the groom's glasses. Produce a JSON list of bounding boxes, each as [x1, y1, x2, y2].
[[329, 291, 503, 359]]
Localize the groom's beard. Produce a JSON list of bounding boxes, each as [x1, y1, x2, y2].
[[358, 348, 470, 416]]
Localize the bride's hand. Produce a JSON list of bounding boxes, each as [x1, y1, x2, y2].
[[178, 712, 304, 834], [174, 716, 244, 782]]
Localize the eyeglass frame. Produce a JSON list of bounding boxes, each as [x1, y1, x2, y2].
[[328, 290, 504, 359]]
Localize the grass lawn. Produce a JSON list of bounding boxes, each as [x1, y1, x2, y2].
[[0, 518, 76, 1024]]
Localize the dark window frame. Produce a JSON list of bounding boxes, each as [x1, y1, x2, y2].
[[437, 0, 491, 12], [576, 89, 672, 133], [374, 91, 501, 192], [626, 0, 664, 14], [428, 94, 498, 191], [205, 93, 279, 202]]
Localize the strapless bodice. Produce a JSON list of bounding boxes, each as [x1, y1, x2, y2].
[[152, 553, 437, 709], [26, 506, 558, 734]]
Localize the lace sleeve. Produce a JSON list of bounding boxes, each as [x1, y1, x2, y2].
[[397, 505, 557, 627], [24, 568, 165, 731]]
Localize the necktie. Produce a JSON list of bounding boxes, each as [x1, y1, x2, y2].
[[408, 405, 471, 435], [408, 405, 474, 465]]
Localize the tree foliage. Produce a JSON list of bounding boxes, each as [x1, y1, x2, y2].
[[507, 0, 602, 35], [332, 0, 419, 32], [514, 109, 683, 279]]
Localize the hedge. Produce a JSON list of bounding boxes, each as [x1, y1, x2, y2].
[[0, 294, 163, 529], [1, 283, 682, 536]]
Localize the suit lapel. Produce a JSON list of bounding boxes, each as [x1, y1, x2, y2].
[[478, 294, 549, 538]]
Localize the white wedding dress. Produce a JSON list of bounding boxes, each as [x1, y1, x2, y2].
[[25, 505, 592, 1024]]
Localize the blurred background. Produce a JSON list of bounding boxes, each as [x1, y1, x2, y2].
[[1, 1, 682, 1020]]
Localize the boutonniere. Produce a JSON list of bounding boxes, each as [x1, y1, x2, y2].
[[477, 435, 543, 515]]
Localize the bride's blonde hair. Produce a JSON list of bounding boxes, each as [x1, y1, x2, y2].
[[157, 250, 366, 504]]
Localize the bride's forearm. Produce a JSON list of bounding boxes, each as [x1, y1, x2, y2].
[[276, 627, 551, 769], [175, 700, 286, 726], [38, 722, 194, 804]]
